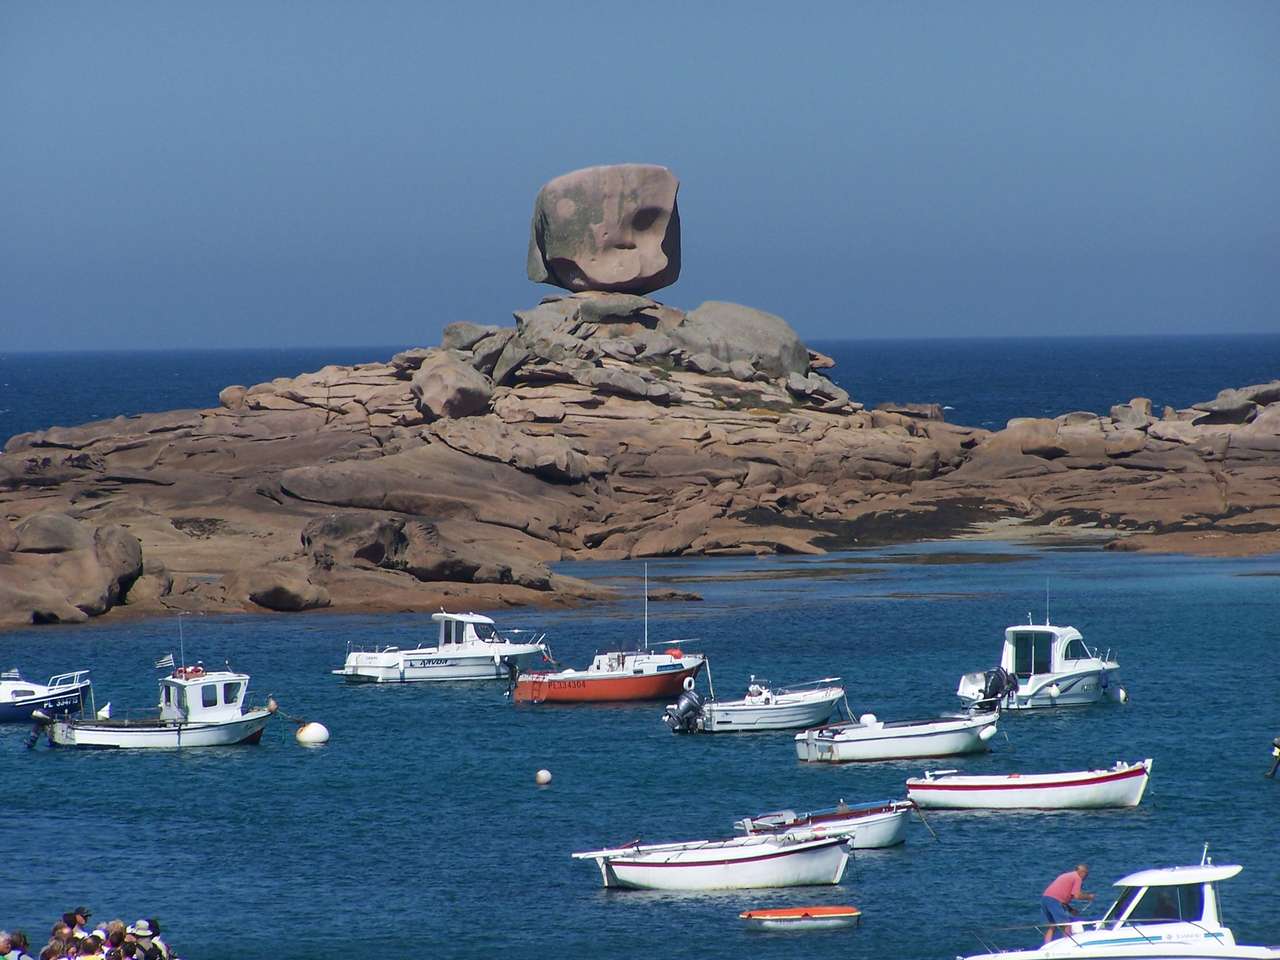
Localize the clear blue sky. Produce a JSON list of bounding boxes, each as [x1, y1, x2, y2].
[[2, 1, 1277, 350]]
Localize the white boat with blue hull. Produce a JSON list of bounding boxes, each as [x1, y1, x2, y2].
[[337, 611, 549, 683], [957, 619, 1126, 711], [1, 669, 92, 723], [960, 861, 1280, 959]]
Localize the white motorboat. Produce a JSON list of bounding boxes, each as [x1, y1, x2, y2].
[[571, 832, 851, 891], [907, 759, 1152, 809], [960, 861, 1280, 959], [663, 676, 844, 733], [337, 611, 549, 683], [735, 798, 914, 848], [957, 618, 1126, 711], [1, 668, 92, 723], [45, 663, 272, 749], [796, 710, 998, 763]]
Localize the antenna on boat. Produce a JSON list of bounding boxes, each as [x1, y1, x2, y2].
[[1201, 842, 1211, 866], [1045, 577, 1050, 626], [178, 613, 187, 669], [643, 562, 649, 651]]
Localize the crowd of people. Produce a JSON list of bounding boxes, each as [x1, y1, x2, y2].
[[1, 907, 178, 960]]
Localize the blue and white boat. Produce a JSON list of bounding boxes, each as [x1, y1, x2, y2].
[[0, 668, 92, 723]]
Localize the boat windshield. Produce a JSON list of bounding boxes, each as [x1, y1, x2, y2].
[[474, 623, 500, 642], [1011, 631, 1053, 677], [1105, 884, 1205, 926]]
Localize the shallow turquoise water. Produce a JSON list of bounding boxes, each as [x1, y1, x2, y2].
[[3, 542, 1279, 959]]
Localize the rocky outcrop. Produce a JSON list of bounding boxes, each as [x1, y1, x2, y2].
[[670, 301, 810, 378], [0, 513, 142, 625], [527, 164, 680, 294], [410, 351, 494, 421]]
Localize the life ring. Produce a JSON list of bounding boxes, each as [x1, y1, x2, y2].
[[187, 666, 205, 678], [682, 676, 695, 691]]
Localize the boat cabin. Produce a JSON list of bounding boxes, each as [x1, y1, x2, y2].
[[1097, 864, 1238, 935], [158, 666, 251, 722], [431, 612, 502, 647], [999, 623, 1106, 680]]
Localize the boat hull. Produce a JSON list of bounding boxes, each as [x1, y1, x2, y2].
[[0, 681, 90, 723], [514, 663, 703, 703], [340, 646, 545, 683], [585, 837, 850, 891], [700, 691, 841, 732], [49, 710, 272, 749], [907, 760, 1151, 809], [796, 714, 997, 763], [740, 906, 861, 930], [740, 801, 913, 849]]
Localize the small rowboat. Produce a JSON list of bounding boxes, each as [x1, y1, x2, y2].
[[905, 759, 1152, 809], [795, 710, 998, 763], [739, 905, 862, 930], [571, 833, 850, 890], [735, 798, 913, 848]]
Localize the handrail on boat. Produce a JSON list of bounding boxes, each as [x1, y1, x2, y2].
[[47, 670, 91, 687]]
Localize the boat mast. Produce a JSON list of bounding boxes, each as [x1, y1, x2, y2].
[[643, 562, 649, 651], [178, 613, 186, 669], [1044, 578, 1050, 626]]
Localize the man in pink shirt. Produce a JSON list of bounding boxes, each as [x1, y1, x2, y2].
[[1041, 864, 1095, 942]]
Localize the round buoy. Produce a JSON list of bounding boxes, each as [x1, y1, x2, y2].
[[1046, 684, 1062, 699], [296, 721, 330, 746], [978, 723, 998, 741], [267, 697, 279, 715], [535, 768, 552, 785]]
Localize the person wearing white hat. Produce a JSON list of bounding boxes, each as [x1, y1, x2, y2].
[[126, 922, 162, 960]]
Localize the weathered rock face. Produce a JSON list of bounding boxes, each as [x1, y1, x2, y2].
[[670, 301, 811, 378], [527, 164, 680, 294], [410, 351, 494, 421], [0, 513, 143, 625]]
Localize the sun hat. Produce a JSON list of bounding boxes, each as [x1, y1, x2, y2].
[[127, 921, 153, 938], [91, 928, 108, 940]]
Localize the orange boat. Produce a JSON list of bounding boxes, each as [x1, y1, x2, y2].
[[512, 648, 705, 704], [739, 905, 862, 930]]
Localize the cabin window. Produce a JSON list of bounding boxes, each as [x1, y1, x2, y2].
[[175, 687, 188, 712], [1103, 886, 1140, 924], [474, 623, 499, 641], [223, 681, 242, 703], [13, 689, 35, 699], [201, 684, 218, 707], [1126, 884, 1204, 923], [1013, 632, 1053, 676], [162, 686, 172, 706], [1064, 639, 1089, 660]]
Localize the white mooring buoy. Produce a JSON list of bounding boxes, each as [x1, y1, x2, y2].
[[535, 768, 552, 785], [296, 721, 330, 746]]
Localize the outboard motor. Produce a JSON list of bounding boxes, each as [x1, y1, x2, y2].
[[663, 688, 704, 734], [977, 667, 1017, 711]]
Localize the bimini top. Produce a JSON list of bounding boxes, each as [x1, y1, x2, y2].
[[1114, 864, 1242, 887], [431, 611, 496, 625]]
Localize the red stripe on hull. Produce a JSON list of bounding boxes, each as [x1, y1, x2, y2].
[[908, 765, 1147, 792]]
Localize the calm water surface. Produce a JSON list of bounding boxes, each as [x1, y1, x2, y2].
[[3, 543, 1279, 959]]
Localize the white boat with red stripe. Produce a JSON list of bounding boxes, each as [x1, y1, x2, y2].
[[735, 798, 914, 848], [571, 832, 851, 890], [906, 759, 1152, 809]]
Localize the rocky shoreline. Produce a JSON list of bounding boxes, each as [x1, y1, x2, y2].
[[3, 162, 1278, 631]]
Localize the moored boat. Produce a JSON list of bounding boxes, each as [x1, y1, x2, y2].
[[1, 668, 92, 723], [735, 798, 914, 848], [957, 618, 1126, 711], [959, 860, 1280, 959], [571, 832, 851, 890], [337, 611, 549, 683], [664, 676, 844, 733], [740, 905, 861, 930], [513, 648, 705, 703], [45, 663, 272, 749], [796, 710, 998, 763], [906, 759, 1152, 809]]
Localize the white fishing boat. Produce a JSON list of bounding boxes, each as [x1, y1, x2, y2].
[[337, 611, 549, 683], [1, 668, 92, 723], [957, 618, 1126, 711], [960, 859, 1280, 959], [907, 759, 1152, 810], [571, 832, 851, 891], [45, 663, 272, 749], [663, 676, 844, 733], [795, 710, 998, 763], [735, 798, 914, 848]]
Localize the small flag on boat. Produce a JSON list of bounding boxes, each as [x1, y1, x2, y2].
[[96, 702, 112, 720], [154, 653, 175, 669]]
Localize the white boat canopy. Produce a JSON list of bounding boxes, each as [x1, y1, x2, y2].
[[1114, 864, 1242, 887]]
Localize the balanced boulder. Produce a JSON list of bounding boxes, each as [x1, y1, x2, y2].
[[527, 164, 681, 294]]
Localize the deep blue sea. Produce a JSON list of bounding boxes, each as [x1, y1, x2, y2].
[[3, 544, 1280, 959], [3, 334, 1280, 443]]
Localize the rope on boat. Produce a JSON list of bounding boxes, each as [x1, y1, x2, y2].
[[912, 802, 940, 842]]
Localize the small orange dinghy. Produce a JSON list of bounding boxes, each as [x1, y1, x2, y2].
[[739, 905, 862, 930]]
